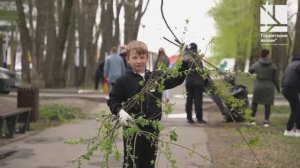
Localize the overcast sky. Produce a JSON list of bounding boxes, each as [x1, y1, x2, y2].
[[137, 0, 217, 56]]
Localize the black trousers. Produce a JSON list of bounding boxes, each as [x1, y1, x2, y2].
[[251, 102, 271, 121], [123, 127, 159, 168], [94, 77, 102, 90], [282, 87, 300, 131], [185, 85, 204, 121]]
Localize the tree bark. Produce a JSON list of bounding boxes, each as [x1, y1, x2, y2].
[[76, 0, 86, 87], [65, 7, 76, 87], [249, 0, 262, 66], [100, 0, 114, 59], [123, 0, 149, 44], [271, 0, 288, 79], [0, 33, 3, 67], [82, 0, 98, 87], [15, 0, 32, 83], [112, 0, 123, 47], [35, 0, 47, 72], [53, 0, 74, 87], [292, 0, 300, 55], [44, 0, 56, 87]]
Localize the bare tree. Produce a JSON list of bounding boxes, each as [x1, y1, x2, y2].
[[123, 0, 150, 44]]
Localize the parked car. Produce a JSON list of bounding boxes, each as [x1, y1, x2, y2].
[[0, 67, 17, 94]]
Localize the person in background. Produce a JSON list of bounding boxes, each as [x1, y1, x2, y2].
[[104, 46, 126, 89], [249, 49, 280, 127], [157, 47, 170, 103], [218, 60, 227, 72], [281, 53, 300, 137], [94, 61, 104, 90], [185, 43, 207, 124], [119, 45, 130, 70], [107, 40, 189, 168]]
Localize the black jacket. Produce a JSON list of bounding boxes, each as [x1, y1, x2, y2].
[[281, 54, 300, 91], [185, 62, 205, 87], [107, 61, 189, 120]]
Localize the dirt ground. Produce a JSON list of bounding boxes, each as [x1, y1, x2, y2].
[[204, 104, 259, 168]]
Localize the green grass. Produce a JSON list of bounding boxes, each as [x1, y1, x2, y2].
[[30, 104, 86, 130], [235, 73, 254, 93]]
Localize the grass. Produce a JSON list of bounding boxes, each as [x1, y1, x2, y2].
[[30, 104, 86, 130], [208, 105, 300, 168]]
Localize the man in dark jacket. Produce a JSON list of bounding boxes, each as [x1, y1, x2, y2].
[[94, 61, 104, 90], [249, 49, 280, 127], [281, 53, 300, 137], [185, 43, 207, 124]]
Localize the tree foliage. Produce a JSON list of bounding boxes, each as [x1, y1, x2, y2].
[[208, 0, 255, 71]]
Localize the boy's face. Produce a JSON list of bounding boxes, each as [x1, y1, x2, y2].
[[127, 49, 148, 73]]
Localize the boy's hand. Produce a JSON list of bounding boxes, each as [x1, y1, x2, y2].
[[118, 109, 133, 126]]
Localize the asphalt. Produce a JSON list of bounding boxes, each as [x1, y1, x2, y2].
[[0, 85, 289, 168]]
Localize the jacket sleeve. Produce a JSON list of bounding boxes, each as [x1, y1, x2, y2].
[[273, 65, 280, 92], [107, 78, 126, 115], [249, 63, 256, 74], [163, 60, 189, 89]]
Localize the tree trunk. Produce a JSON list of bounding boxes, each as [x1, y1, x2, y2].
[[9, 31, 17, 71], [15, 0, 32, 83], [112, 0, 123, 47], [292, 0, 300, 55], [249, 0, 261, 66], [271, 0, 288, 79], [52, 0, 74, 87], [35, 0, 47, 72], [76, 0, 86, 87], [65, 8, 76, 87], [28, 0, 37, 69], [100, 0, 114, 59], [0, 33, 3, 67], [123, 0, 149, 44], [83, 0, 98, 87], [44, 0, 57, 87]]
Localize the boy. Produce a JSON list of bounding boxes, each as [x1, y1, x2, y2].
[[107, 40, 189, 168]]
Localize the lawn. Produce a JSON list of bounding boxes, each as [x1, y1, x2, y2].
[[206, 104, 300, 168]]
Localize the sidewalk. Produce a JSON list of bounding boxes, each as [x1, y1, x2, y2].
[[0, 85, 212, 168]]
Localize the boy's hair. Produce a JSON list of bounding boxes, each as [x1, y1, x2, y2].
[[126, 41, 148, 56], [261, 49, 270, 58]]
